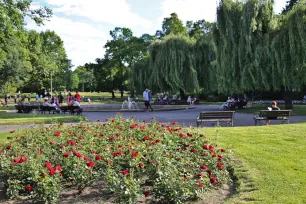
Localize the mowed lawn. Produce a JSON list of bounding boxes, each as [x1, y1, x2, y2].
[[236, 104, 306, 116], [0, 113, 82, 125], [204, 123, 306, 203]]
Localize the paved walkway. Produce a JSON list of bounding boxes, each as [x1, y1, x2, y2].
[[0, 105, 305, 132], [83, 105, 306, 127]]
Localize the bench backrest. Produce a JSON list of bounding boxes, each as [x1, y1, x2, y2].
[[259, 110, 291, 117], [199, 111, 235, 119]]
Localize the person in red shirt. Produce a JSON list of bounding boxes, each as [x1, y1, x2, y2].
[[74, 91, 81, 103]]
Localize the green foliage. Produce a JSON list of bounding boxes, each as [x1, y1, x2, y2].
[[0, 116, 230, 203], [0, 0, 55, 93], [162, 13, 187, 36]]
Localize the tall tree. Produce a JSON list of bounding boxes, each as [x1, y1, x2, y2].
[[162, 13, 187, 36]]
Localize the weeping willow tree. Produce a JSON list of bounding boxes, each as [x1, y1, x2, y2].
[[216, 0, 306, 108], [131, 57, 151, 93], [216, 0, 275, 94], [270, 0, 306, 108], [193, 32, 217, 92], [148, 34, 198, 96]]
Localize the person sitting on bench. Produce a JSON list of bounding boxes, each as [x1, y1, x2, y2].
[[266, 101, 280, 125]]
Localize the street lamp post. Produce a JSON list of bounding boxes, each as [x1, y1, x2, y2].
[[51, 72, 53, 97]]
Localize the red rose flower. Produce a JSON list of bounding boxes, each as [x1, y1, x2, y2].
[[0, 152, 2, 156], [13, 158, 19, 163], [203, 144, 208, 150], [190, 148, 195, 153], [95, 155, 101, 160], [87, 161, 95, 168], [91, 149, 97, 154], [121, 170, 128, 175], [84, 157, 89, 161], [200, 164, 207, 171], [55, 165, 62, 172], [130, 152, 138, 158], [198, 182, 203, 188], [143, 136, 151, 141], [100, 133, 104, 137], [185, 144, 190, 147], [54, 132, 60, 137], [179, 133, 185, 137], [184, 176, 188, 181], [187, 133, 192, 137], [144, 191, 150, 197], [111, 119, 115, 123], [106, 159, 112, 163], [49, 167, 55, 176], [24, 185, 32, 192], [71, 141, 76, 146], [49, 141, 54, 145], [209, 145, 214, 149], [19, 156, 26, 163], [130, 124, 136, 129], [6, 146, 11, 150], [117, 151, 122, 156], [118, 144, 122, 148], [217, 162, 223, 170], [63, 152, 69, 157], [218, 155, 223, 161], [45, 162, 51, 168], [197, 173, 202, 177], [138, 162, 143, 168], [210, 177, 217, 184], [109, 136, 115, 141]]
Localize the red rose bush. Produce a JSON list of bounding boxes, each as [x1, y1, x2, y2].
[[0, 115, 230, 203]]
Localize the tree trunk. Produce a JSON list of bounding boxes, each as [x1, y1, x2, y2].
[[131, 90, 135, 98], [284, 90, 293, 109], [179, 89, 185, 99], [112, 90, 115, 99]]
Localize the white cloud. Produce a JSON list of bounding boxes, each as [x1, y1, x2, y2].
[[274, 0, 288, 14], [44, 0, 152, 29], [27, 15, 108, 67], [27, 0, 153, 67]]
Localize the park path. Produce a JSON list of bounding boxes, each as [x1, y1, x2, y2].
[[0, 105, 306, 132]]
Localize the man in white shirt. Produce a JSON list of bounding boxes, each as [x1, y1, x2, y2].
[[143, 89, 149, 111]]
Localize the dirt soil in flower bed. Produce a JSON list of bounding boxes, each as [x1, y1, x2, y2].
[[0, 181, 234, 204]]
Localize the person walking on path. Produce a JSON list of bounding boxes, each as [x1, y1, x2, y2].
[[143, 89, 149, 112]]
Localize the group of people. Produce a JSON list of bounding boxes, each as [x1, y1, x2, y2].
[[220, 95, 248, 110], [15, 91, 83, 114]]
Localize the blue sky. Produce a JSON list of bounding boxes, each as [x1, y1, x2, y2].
[[27, 0, 288, 67]]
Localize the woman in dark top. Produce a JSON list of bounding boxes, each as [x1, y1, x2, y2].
[[266, 101, 280, 125]]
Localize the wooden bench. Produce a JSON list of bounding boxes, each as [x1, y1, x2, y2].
[[60, 106, 83, 115], [254, 110, 291, 126], [15, 105, 34, 113], [196, 111, 235, 127], [39, 106, 58, 114]]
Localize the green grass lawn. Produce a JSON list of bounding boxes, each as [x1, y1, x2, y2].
[[203, 123, 306, 203], [0, 113, 82, 125], [0, 131, 10, 143], [236, 104, 306, 116]]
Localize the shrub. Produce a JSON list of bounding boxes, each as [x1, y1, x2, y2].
[[0, 115, 230, 203]]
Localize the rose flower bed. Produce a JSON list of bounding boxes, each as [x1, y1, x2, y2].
[[0, 115, 230, 203]]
